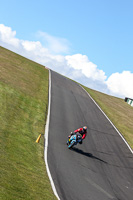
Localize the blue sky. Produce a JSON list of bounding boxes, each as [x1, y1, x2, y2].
[[0, 0, 133, 98]]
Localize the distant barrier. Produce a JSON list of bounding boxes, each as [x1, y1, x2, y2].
[[125, 97, 133, 107]]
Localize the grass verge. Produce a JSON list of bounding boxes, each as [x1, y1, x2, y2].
[[0, 46, 56, 200]]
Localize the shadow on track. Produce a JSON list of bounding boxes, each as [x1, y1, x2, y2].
[[72, 147, 107, 164]]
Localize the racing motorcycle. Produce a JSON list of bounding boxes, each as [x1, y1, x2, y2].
[[67, 133, 82, 149]]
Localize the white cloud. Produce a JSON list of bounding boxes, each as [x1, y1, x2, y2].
[[22, 40, 42, 51], [106, 71, 133, 98], [37, 31, 70, 54], [66, 54, 106, 82], [0, 24, 19, 48], [0, 24, 133, 99]]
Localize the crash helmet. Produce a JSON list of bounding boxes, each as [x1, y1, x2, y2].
[[83, 126, 87, 132]]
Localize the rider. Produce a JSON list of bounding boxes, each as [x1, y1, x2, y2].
[[69, 126, 87, 144]]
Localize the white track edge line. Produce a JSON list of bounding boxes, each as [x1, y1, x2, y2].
[[79, 84, 133, 154], [44, 70, 60, 200]]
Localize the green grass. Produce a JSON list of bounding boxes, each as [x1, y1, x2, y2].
[[82, 86, 133, 149], [0, 46, 56, 200]]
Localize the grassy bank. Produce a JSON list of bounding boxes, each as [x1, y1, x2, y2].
[[0, 46, 56, 199], [82, 86, 133, 149]]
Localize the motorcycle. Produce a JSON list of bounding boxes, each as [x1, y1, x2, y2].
[[67, 133, 82, 149]]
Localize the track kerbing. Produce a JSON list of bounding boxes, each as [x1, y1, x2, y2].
[[44, 70, 60, 200]]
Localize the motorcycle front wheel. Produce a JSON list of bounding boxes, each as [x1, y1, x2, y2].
[[68, 141, 75, 149]]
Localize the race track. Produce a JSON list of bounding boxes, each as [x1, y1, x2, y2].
[[47, 70, 133, 200]]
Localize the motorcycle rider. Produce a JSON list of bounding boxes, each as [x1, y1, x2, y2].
[[69, 126, 87, 144]]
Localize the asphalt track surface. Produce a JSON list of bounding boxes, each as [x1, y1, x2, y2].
[[47, 70, 133, 200]]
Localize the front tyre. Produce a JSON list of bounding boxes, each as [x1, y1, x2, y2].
[[68, 141, 75, 149]]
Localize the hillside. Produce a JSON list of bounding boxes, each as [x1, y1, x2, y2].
[[0, 45, 132, 199], [0, 46, 56, 200]]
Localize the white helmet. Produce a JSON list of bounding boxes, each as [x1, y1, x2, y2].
[[83, 126, 87, 131]]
